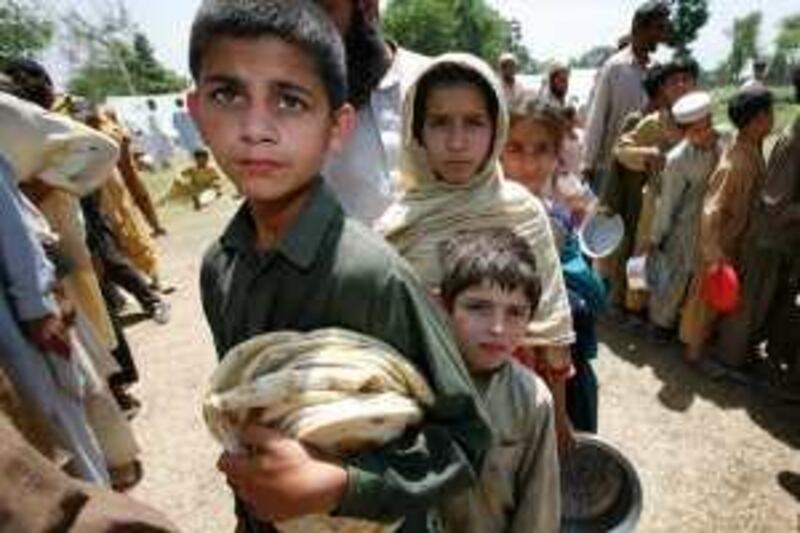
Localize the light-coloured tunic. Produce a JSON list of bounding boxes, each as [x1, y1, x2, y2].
[[323, 46, 430, 224], [581, 47, 648, 179], [647, 138, 720, 329], [441, 360, 559, 533]]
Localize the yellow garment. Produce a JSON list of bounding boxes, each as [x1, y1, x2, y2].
[[163, 164, 223, 202], [204, 329, 434, 533], [99, 116, 163, 232], [100, 170, 159, 279], [182, 165, 222, 191], [613, 110, 681, 311], [680, 135, 766, 346], [38, 190, 117, 352], [0, 93, 118, 195], [377, 53, 574, 347]]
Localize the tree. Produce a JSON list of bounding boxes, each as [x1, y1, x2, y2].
[[775, 14, 800, 63], [68, 33, 187, 100], [384, 0, 515, 65], [719, 11, 762, 83], [668, 0, 709, 57], [505, 19, 537, 74], [383, 0, 459, 57], [60, 1, 187, 100], [0, 0, 53, 61], [770, 14, 800, 84]]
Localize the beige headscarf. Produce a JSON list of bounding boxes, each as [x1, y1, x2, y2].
[[0, 92, 118, 195], [377, 53, 574, 346]]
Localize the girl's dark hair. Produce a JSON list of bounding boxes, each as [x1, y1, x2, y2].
[[439, 228, 541, 315], [508, 93, 567, 149], [189, 0, 347, 109], [412, 63, 499, 144]]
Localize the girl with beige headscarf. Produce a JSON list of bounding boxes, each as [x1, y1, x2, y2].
[[376, 53, 576, 448]]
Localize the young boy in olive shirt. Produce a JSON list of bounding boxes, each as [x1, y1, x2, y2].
[[187, 1, 490, 531]]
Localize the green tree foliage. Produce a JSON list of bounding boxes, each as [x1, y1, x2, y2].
[[68, 32, 187, 100], [668, 0, 709, 57], [0, 0, 53, 61], [61, 1, 186, 100], [765, 14, 800, 85], [775, 15, 800, 64], [505, 19, 538, 73], [719, 11, 762, 83], [383, 0, 521, 66]]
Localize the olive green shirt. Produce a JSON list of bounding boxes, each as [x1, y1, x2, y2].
[[200, 178, 491, 531]]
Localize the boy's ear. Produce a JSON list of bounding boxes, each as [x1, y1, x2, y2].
[[328, 103, 357, 156]]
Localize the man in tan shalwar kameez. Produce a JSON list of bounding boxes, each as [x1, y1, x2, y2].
[[714, 74, 800, 380], [680, 88, 774, 361]]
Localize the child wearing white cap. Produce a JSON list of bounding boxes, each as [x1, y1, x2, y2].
[[643, 91, 722, 339]]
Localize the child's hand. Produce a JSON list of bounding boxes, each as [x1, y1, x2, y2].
[[218, 424, 348, 522], [23, 313, 71, 359], [555, 410, 576, 455]]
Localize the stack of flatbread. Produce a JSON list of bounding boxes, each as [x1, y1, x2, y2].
[[203, 329, 435, 533]]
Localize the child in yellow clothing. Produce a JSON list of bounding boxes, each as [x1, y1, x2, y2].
[[163, 148, 223, 210]]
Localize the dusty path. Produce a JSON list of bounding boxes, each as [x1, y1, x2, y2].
[[126, 197, 799, 532]]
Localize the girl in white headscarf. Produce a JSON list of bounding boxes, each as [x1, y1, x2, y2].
[[377, 53, 576, 449]]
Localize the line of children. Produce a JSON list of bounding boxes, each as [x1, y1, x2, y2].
[[187, 1, 491, 530], [681, 88, 774, 362], [376, 53, 577, 450]]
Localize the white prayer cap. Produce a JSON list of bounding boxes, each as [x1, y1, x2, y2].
[[672, 91, 712, 125], [499, 52, 517, 66]]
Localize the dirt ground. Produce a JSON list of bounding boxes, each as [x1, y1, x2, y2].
[[125, 194, 800, 532]]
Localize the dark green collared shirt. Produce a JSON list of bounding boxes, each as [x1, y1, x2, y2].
[[200, 179, 491, 531]]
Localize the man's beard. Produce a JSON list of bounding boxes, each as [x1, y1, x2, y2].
[[344, 8, 390, 109]]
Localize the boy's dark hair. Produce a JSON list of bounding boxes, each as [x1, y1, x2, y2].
[[662, 56, 699, 82], [632, 0, 671, 30], [2, 58, 53, 109], [412, 63, 499, 144], [727, 87, 773, 129], [189, 0, 347, 109], [643, 57, 698, 99], [194, 148, 210, 159], [439, 228, 541, 316], [508, 94, 566, 149]]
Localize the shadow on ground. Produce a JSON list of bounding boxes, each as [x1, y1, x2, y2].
[[597, 320, 800, 451]]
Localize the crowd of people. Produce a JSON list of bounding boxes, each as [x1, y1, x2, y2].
[[0, 0, 798, 531]]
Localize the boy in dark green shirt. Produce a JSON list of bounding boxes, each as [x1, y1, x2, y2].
[[187, 1, 490, 531]]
